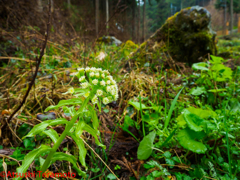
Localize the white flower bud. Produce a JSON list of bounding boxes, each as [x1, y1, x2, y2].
[[96, 89, 103, 96], [103, 97, 109, 105], [79, 76, 85, 82], [90, 72, 95, 77], [92, 79, 98, 85], [100, 80, 106, 86], [81, 82, 88, 89]]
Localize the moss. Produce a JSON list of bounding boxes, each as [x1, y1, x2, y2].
[[97, 36, 112, 44], [126, 6, 216, 68]]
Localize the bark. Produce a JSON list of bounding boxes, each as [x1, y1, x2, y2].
[[95, 0, 99, 37], [142, 0, 146, 42], [230, 0, 233, 34], [51, 0, 54, 12], [132, 1, 136, 41], [37, 0, 43, 12], [106, 0, 109, 34], [137, 0, 140, 44], [67, 0, 71, 10]]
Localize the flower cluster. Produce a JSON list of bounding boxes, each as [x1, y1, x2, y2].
[[73, 67, 118, 105]]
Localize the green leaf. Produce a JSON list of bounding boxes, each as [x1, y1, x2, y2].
[[13, 145, 51, 180], [137, 131, 156, 160], [183, 110, 203, 132], [160, 128, 177, 148], [68, 133, 87, 169], [190, 86, 206, 96], [41, 129, 59, 144], [83, 124, 105, 148], [164, 87, 184, 130], [152, 170, 162, 177], [23, 118, 68, 139], [177, 128, 207, 154], [75, 119, 105, 149], [210, 55, 224, 64], [88, 105, 99, 130], [23, 138, 35, 148], [192, 62, 209, 71], [166, 159, 175, 167], [107, 173, 117, 179], [208, 89, 227, 93], [122, 115, 139, 142], [177, 107, 217, 127], [51, 152, 86, 177], [163, 151, 171, 158], [45, 98, 83, 112], [128, 101, 153, 111]]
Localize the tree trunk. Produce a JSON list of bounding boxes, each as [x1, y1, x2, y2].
[[51, 0, 54, 13], [132, 1, 135, 41], [106, 0, 109, 35], [230, 0, 233, 34], [137, 0, 140, 44], [37, 0, 43, 12], [95, 0, 99, 37], [142, 0, 146, 42], [67, 0, 71, 10]]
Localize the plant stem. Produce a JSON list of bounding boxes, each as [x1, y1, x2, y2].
[[152, 147, 164, 153], [36, 96, 91, 180]]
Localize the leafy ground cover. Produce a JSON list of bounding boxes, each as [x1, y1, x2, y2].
[[0, 30, 240, 180]]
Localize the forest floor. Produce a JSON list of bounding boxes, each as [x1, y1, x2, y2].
[[0, 31, 240, 180]]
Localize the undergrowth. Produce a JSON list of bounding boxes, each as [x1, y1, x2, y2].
[[0, 32, 240, 180]]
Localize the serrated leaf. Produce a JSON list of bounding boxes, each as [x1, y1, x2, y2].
[[177, 128, 207, 154], [68, 133, 87, 169], [13, 145, 51, 180], [45, 98, 83, 112], [41, 129, 59, 144], [137, 131, 156, 160], [163, 151, 171, 158], [192, 62, 209, 71], [166, 159, 175, 167], [23, 118, 68, 139], [152, 170, 162, 177]]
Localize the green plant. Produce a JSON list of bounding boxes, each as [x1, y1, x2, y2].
[[176, 107, 217, 154], [190, 55, 233, 105], [13, 67, 118, 180]]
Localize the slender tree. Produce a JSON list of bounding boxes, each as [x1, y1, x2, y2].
[[132, 0, 136, 41], [95, 0, 99, 37], [142, 0, 146, 42], [37, 0, 43, 12], [230, 0, 233, 34], [67, 0, 71, 10], [106, 0, 109, 34], [51, 0, 54, 12], [138, 0, 140, 44]]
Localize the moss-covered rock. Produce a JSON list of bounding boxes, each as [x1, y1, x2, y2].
[[97, 36, 122, 46], [127, 6, 217, 68]]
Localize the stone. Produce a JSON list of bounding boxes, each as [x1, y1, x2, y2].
[[127, 6, 217, 68], [97, 36, 122, 46]]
